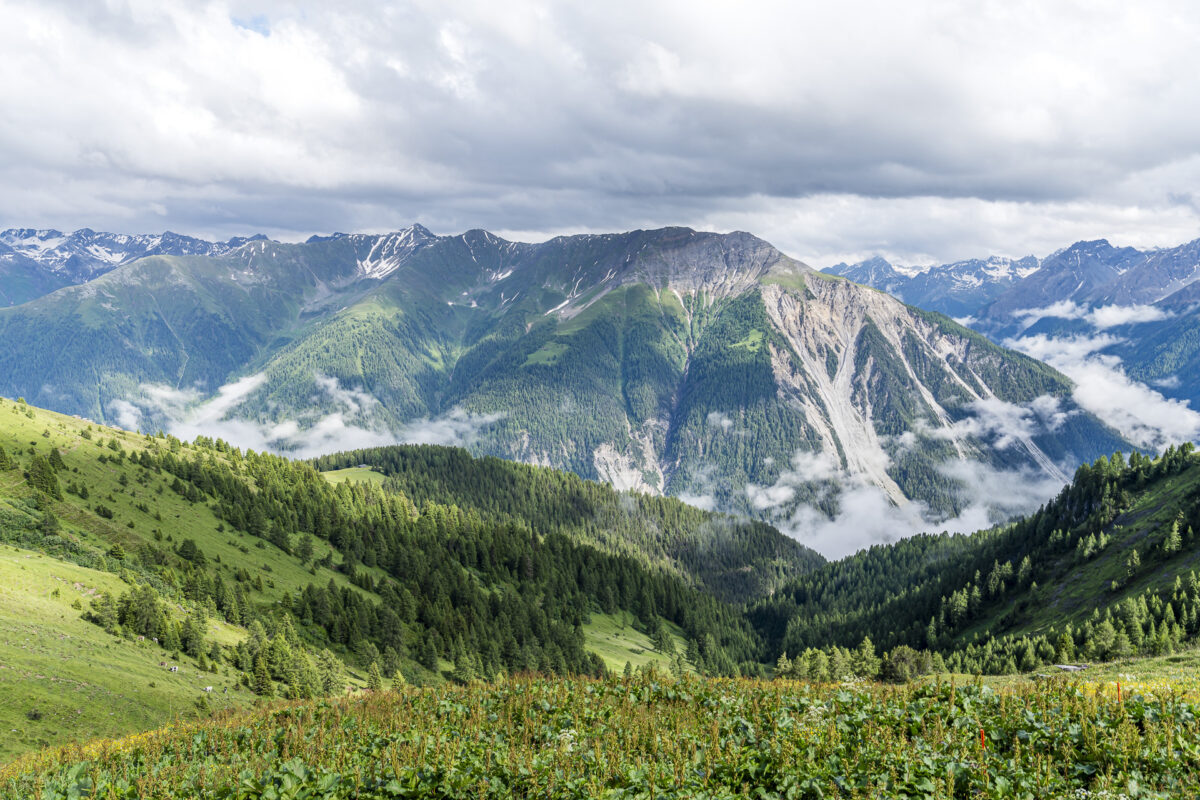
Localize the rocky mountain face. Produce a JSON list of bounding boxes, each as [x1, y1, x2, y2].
[[0, 226, 1128, 538], [979, 240, 1143, 331]]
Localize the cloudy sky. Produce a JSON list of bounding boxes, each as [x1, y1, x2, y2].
[[3, 0, 1200, 265]]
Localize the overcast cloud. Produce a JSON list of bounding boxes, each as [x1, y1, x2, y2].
[[3, 1, 1200, 263]]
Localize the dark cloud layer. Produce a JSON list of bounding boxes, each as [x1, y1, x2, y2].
[[3, 0, 1200, 263]]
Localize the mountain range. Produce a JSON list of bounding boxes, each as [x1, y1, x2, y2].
[[0, 227, 267, 307], [825, 237, 1200, 408], [0, 226, 1128, 548]]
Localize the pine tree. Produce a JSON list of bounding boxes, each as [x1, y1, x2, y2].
[[775, 651, 792, 678], [0, 445, 13, 470], [297, 534, 315, 565], [316, 649, 345, 695], [40, 509, 61, 536], [1055, 632, 1075, 663], [451, 653, 476, 684], [26, 455, 62, 499], [252, 654, 273, 697], [366, 661, 384, 691], [1164, 517, 1183, 555], [853, 637, 880, 679]]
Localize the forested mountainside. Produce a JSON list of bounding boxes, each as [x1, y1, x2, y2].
[[0, 397, 777, 757], [751, 444, 1200, 676], [0, 226, 1126, 528], [311, 446, 823, 603]]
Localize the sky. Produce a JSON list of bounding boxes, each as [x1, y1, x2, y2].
[[3, 0, 1200, 266]]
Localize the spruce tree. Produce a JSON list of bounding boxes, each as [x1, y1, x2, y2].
[[1164, 517, 1183, 555], [366, 661, 384, 691], [253, 654, 273, 697], [316, 649, 344, 695]]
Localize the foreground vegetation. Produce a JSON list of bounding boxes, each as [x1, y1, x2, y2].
[[4, 671, 1199, 799]]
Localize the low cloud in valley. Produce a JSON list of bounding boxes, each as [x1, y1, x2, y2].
[[110, 373, 504, 459]]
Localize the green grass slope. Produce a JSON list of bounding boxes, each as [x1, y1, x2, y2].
[[0, 548, 256, 763]]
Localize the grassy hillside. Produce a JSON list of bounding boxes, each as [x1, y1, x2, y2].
[[0, 548, 258, 763], [0, 397, 385, 758], [0, 397, 776, 760]]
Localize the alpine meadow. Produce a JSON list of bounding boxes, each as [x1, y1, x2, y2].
[[5, 2, 1200, 799]]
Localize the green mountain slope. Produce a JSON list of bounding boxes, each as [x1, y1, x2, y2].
[[0, 396, 787, 758], [0, 393, 1195, 768], [311, 445, 823, 603], [0, 227, 1129, 541], [752, 444, 1200, 674]]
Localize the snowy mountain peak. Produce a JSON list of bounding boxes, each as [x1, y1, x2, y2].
[[0, 227, 261, 283], [354, 226, 439, 280]]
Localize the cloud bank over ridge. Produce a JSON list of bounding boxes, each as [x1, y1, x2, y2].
[[5, 1, 1200, 264]]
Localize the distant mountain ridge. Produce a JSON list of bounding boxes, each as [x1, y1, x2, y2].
[[0, 227, 268, 306], [0, 225, 1129, 547], [825, 254, 1041, 319], [823, 237, 1200, 409], [826, 237, 1200, 326]]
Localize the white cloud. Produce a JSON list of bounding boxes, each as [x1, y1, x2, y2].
[[677, 492, 717, 512], [1087, 304, 1175, 328], [393, 409, 506, 448], [706, 411, 734, 432], [744, 450, 842, 512], [911, 394, 1073, 452], [312, 373, 377, 413], [4, 2, 1200, 262], [1012, 301, 1176, 330], [116, 372, 505, 459], [758, 449, 1065, 560], [1009, 333, 1200, 450], [1011, 332, 1122, 363], [106, 398, 143, 431], [1013, 300, 1088, 328]]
